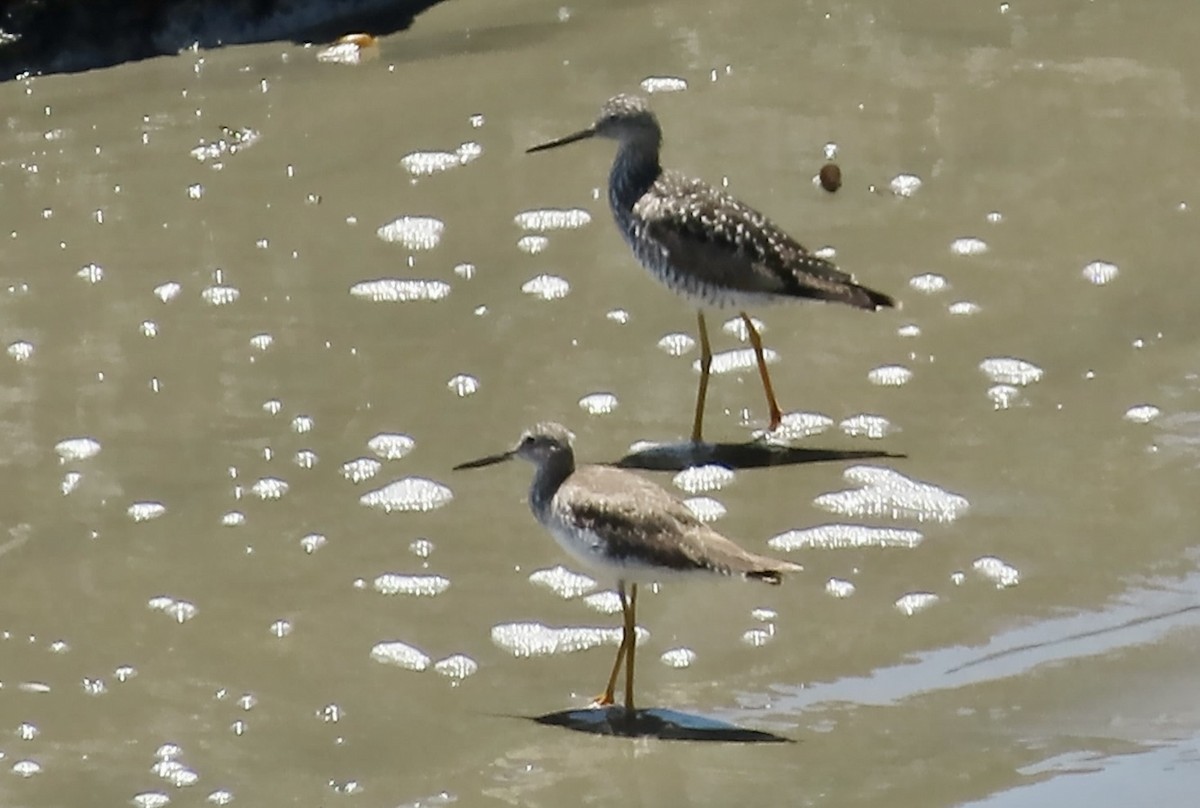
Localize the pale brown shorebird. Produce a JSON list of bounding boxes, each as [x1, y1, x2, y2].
[[454, 422, 801, 711], [527, 94, 896, 443]]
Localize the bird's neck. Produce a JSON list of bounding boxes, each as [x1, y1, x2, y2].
[[608, 137, 662, 213], [529, 451, 575, 518]]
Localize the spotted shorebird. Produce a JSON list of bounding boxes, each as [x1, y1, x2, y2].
[[527, 94, 896, 443], [454, 422, 801, 711]]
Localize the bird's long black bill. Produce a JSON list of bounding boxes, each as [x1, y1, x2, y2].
[[526, 127, 595, 154], [452, 450, 516, 471]]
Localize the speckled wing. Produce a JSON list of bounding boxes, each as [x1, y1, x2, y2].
[[635, 172, 894, 310], [553, 465, 797, 582]]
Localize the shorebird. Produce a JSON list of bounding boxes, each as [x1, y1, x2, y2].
[[454, 422, 801, 711], [527, 94, 896, 443]]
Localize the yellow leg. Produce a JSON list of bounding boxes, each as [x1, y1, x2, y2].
[[692, 310, 713, 443], [624, 583, 638, 712], [595, 581, 630, 706], [741, 311, 783, 431]]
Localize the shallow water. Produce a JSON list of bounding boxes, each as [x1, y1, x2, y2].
[[2, 0, 1199, 805]]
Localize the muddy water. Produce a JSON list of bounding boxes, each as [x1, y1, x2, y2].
[[1, 0, 1199, 805]]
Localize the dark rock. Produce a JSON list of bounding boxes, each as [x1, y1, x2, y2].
[[0, 0, 444, 79]]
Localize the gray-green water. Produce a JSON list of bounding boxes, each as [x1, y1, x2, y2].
[[2, 1, 1199, 805]]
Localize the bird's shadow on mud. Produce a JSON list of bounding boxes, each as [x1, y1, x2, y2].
[[527, 705, 793, 743], [610, 440, 904, 473]]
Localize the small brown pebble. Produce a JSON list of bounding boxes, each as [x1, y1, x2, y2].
[[819, 162, 842, 193]]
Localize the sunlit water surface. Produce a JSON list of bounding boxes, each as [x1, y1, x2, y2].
[[2, 1, 1199, 806]]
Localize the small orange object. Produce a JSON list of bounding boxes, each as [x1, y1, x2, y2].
[[336, 33, 377, 48], [819, 162, 842, 193]]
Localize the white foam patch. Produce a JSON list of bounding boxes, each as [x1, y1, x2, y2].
[[341, 457, 382, 483], [814, 466, 969, 523], [359, 478, 452, 512], [54, 437, 101, 461], [1082, 260, 1119, 285], [979, 357, 1043, 385], [490, 622, 647, 657], [769, 523, 924, 550], [660, 647, 697, 668], [839, 414, 895, 439], [909, 273, 948, 294], [300, 534, 327, 553], [400, 143, 481, 176], [868, 365, 913, 386], [889, 174, 922, 197], [641, 76, 689, 93], [152, 759, 198, 787], [582, 590, 623, 614], [672, 464, 735, 494], [377, 216, 444, 249], [1124, 404, 1160, 424], [895, 592, 939, 616], [950, 237, 988, 256], [741, 627, 775, 647], [368, 433, 415, 459], [825, 578, 856, 598], [154, 281, 181, 302], [521, 274, 570, 300], [683, 496, 726, 522], [147, 596, 197, 623], [517, 235, 550, 254], [7, 341, 34, 362], [77, 262, 103, 283], [694, 347, 778, 374], [988, 384, 1022, 409], [579, 392, 618, 415], [433, 654, 478, 680], [370, 641, 430, 671], [756, 411, 834, 442], [373, 574, 450, 596], [751, 607, 777, 622], [528, 565, 597, 599], [972, 556, 1020, 588], [513, 208, 591, 231], [657, 332, 695, 356], [350, 278, 451, 302], [61, 471, 82, 495], [448, 374, 480, 397], [128, 502, 167, 522], [251, 477, 288, 499], [721, 315, 765, 341], [201, 285, 239, 305]]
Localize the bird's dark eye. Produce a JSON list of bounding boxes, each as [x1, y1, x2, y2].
[[520, 435, 535, 448]]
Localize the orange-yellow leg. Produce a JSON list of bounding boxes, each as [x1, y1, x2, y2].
[[691, 310, 714, 443], [594, 581, 631, 706], [623, 583, 638, 712], [740, 311, 783, 431]]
